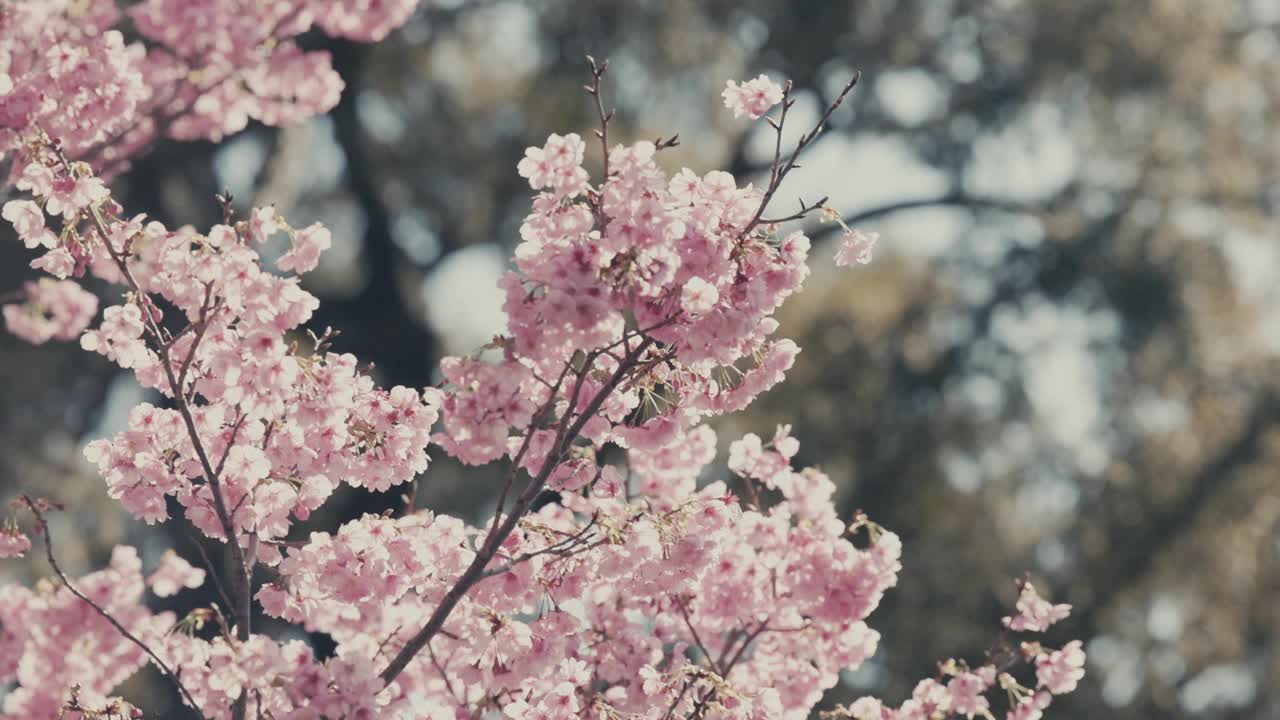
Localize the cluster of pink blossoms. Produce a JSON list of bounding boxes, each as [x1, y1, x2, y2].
[[0, 0, 418, 176], [722, 75, 787, 120], [0, 523, 30, 559], [0, 0, 418, 345], [0, 34, 1083, 720], [0, 278, 97, 345]]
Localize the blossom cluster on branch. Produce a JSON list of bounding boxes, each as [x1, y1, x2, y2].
[[0, 4, 1083, 719], [0, 0, 416, 178]]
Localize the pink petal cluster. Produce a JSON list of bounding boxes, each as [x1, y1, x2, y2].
[[146, 550, 207, 598], [834, 228, 879, 266], [152, 633, 398, 718], [255, 475, 898, 717], [0, 6, 147, 162], [311, 0, 422, 42], [1, 279, 98, 345], [0, 525, 30, 559], [2, 200, 56, 249], [516, 132, 591, 199], [0, 0, 424, 177], [1036, 640, 1087, 695], [276, 222, 332, 273], [0, 58, 1086, 719], [722, 74, 785, 119], [0, 547, 167, 717], [1003, 580, 1072, 632]]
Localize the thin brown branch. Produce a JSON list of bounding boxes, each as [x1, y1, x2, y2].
[[585, 56, 614, 181], [759, 195, 829, 225], [674, 596, 723, 676], [480, 513, 603, 579], [720, 619, 770, 675], [184, 525, 236, 615], [20, 496, 204, 718], [428, 639, 461, 703], [378, 337, 656, 685], [738, 71, 861, 241], [489, 360, 574, 543], [53, 150, 257, 720]]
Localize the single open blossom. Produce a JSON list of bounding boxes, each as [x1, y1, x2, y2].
[[1008, 690, 1053, 720], [44, 176, 109, 218], [723, 74, 785, 119], [146, 550, 206, 598], [1036, 641, 1086, 695], [29, 247, 76, 279], [250, 206, 281, 243], [277, 222, 332, 273], [947, 670, 993, 718], [835, 228, 878, 266], [1003, 581, 1072, 632], [2, 200, 56, 249], [681, 276, 719, 314], [516, 132, 590, 198], [848, 697, 885, 719]]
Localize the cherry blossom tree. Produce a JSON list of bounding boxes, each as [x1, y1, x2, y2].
[[0, 2, 1083, 718]]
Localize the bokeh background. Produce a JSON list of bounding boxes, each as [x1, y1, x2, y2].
[[4, 1, 1280, 717]]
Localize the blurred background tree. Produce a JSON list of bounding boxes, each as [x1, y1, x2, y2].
[[3, 0, 1279, 717]]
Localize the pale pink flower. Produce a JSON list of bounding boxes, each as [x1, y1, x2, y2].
[[147, 550, 206, 597], [681, 276, 719, 314], [947, 671, 992, 718], [1036, 640, 1086, 695], [1007, 691, 1052, 720], [722, 74, 785, 119], [1003, 581, 1072, 632], [2, 200, 51, 247], [1, 279, 98, 345], [277, 222, 332, 273], [849, 697, 885, 719], [0, 526, 31, 559], [835, 228, 879, 266], [250, 206, 280, 243], [30, 247, 76, 279]]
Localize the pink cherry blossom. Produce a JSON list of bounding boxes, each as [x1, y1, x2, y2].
[[147, 550, 207, 598], [835, 228, 879, 266], [2, 200, 53, 248], [0, 525, 30, 558], [2, 279, 98, 345], [276, 222, 332, 273], [30, 247, 76, 279], [0, 44, 1086, 720], [1003, 581, 1072, 632], [723, 74, 785, 119], [1036, 640, 1086, 695], [681, 276, 719, 314], [947, 670, 993, 718]]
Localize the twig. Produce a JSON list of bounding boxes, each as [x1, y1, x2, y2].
[[51, 149, 257, 720], [480, 513, 603, 579], [585, 56, 615, 181], [738, 71, 861, 241], [20, 496, 204, 718], [719, 618, 770, 674], [183, 526, 236, 616], [488, 361, 573, 543], [663, 676, 696, 720], [378, 337, 656, 685], [674, 596, 723, 675], [428, 640, 461, 703], [759, 195, 829, 225]]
